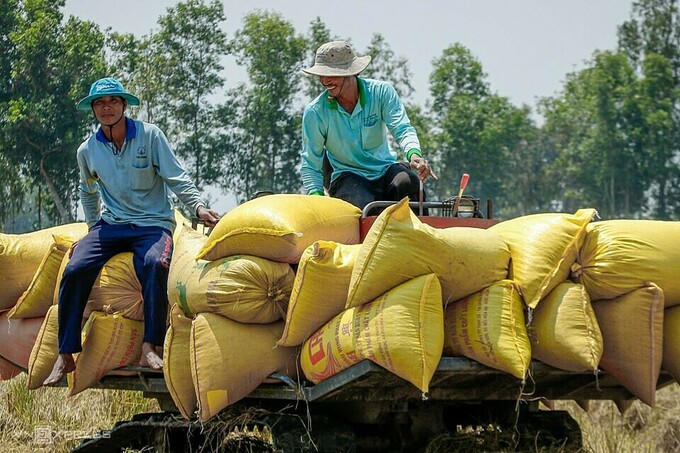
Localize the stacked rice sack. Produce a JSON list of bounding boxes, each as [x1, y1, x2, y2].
[[570, 220, 680, 406], [490, 211, 680, 408], [166, 194, 362, 421], [5, 193, 679, 420], [305, 196, 513, 390], [23, 211, 195, 395], [0, 223, 89, 382]]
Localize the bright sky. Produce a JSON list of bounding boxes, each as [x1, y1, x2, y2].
[[63, 0, 635, 108], [62, 0, 635, 212]]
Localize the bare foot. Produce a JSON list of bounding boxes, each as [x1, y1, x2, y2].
[[139, 342, 163, 370], [43, 354, 75, 387]]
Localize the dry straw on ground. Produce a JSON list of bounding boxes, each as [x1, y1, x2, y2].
[[0, 374, 158, 453], [1, 374, 679, 452]]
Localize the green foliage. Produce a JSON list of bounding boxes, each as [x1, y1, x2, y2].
[[362, 34, 415, 100], [152, 0, 229, 189], [223, 10, 306, 202], [619, 0, 680, 82], [0, 0, 106, 229], [541, 51, 644, 218], [617, 0, 680, 219], [427, 44, 541, 217], [1, 1, 679, 225]]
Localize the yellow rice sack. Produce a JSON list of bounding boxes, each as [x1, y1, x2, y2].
[[662, 305, 680, 382], [196, 194, 361, 263], [27, 305, 60, 389], [278, 241, 361, 347], [0, 223, 88, 310], [301, 274, 444, 393], [444, 280, 531, 379], [8, 235, 75, 319], [84, 253, 144, 320], [69, 311, 144, 396], [592, 284, 664, 407], [52, 251, 144, 322], [191, 314, 299, 422], [0, 311, 44, 370], [172, 208, 193, 243], [573, 220, 680, 306], [346, 198, 509, 308], [163, 304, 196, 419], [530, 282, 602, 372], [489, 208, 596, 309], [169, 224, 294, 323]]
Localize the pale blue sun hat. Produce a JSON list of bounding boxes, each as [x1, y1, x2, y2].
[[76, 77, 140, 111]]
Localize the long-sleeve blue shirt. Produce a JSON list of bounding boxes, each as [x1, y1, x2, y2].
[[300, 77, 421, 195], [77, 117, 204, 231]]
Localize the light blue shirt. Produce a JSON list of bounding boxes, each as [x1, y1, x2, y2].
[[77, 117, 204, 231], [301, 77, 421, 194]]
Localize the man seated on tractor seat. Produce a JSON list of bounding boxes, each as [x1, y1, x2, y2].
[[300, 40, 437, 211]]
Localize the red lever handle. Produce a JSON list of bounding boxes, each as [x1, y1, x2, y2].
[[460, 173, 469, 190]]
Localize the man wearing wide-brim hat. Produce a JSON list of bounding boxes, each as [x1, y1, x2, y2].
[[300, 40, 436, 210], [43, 77, 220, 387]]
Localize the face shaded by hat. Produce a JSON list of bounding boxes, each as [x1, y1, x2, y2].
[[76, 77, 140, 111], [302, 41, 371, 77]]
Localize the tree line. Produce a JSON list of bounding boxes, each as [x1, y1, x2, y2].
[[1, 0, 679, 232]]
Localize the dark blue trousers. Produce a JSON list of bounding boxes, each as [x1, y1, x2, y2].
[[57, 220, 173, 354]]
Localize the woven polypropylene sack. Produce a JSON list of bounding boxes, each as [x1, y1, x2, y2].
[[8, 235, 75, 319], [84, 253, 144, 321], [346, 198, 509, 308], [0, 311, 44, 371], [489, 208, 596, 309], [27, 305, 59, 390], [301, 274, 444, 393], [663, 305, 680, 383], [196, 194, 361, 263], [530, 282, 602, 372], [163, 304, 196, 419], [592, 284, 664, 407], [444, 280, 531, 379], [169, 224, 294, 323], [68, 311, 144, 396], [190, 314, 299, 422], [278, 241, 360, 347], [0, 223, 88, 310], [573, 220, 680, 306]]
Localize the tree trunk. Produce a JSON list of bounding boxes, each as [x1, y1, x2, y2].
[[40, 155, 73, 224]]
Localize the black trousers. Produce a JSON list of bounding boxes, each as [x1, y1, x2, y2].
[[328, 162, 425, 212]]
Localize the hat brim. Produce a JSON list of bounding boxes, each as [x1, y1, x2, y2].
[[76, 92, 141, 111], [302, 55, 371, 77]]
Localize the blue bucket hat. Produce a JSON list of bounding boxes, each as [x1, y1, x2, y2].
[[76, 77, 140, 111]]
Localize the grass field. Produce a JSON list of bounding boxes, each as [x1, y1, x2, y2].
[[559, 383, 680, 453], [0, 374, 158, 452], [1, 374, 678, 452]]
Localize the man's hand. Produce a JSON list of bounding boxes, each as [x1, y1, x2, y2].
[[409, 155, 438, 181], [196, 205, 221, 228]]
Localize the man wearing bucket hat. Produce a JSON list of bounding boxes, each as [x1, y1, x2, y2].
[[300, 41, 437, 210], [43, 77, 220, 386]]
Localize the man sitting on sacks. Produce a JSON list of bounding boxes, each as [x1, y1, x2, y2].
[[43, 77, 220, 386]]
